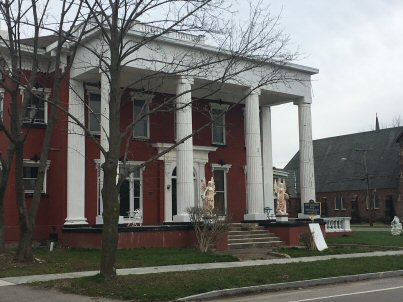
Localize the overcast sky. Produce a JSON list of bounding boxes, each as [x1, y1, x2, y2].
[[3, 1, 401, 168], [252, 0, 403, 167]]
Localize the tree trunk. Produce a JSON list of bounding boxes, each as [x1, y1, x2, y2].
[[14, 141, 33, 261], [0, 148, 13, 253], [0, 204, 5, 254], [15, 226, 33, 261], [99, 11, 123, 278], [100, 160, 120, 279]]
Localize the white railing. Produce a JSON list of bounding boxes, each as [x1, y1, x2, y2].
[[132, 23, 205, 43], [72, 18, 205, 44], [323, 217, 351, 232]]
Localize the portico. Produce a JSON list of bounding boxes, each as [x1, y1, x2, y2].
[[65, 23, 318, 226]]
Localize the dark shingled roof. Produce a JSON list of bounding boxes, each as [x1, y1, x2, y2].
[[285, 127, 403, 193], [20, 35, 59, 48]]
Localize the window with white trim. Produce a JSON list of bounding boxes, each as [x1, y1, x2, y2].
[[211, 104, 228, 145], [211, 164, 231, 215], [334, 195, 344, 210], [22, 88, 50, 125], [23, 160, 50, 193], [119, 163, 144, 218], [371, 189, 380, 209], [133, 94, 152, 139], [88, 92, 101, 134]]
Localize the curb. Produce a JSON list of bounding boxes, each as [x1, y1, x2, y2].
[[177, 270, 403, 301]]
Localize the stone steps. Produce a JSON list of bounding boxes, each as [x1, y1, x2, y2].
[[228, 241, 283, 250], [228, 230, 268, 235], [229, 237, 281, 243], [226, 223, 283, 252]]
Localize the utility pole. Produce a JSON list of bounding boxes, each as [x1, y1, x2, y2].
[[355, 149, 373, 227]]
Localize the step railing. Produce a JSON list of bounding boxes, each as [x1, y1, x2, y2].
[[323, 217, 351, 232]]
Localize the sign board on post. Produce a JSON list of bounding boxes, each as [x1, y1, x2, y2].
[[304, 200, 321, 216], [309, 223, 328, 251]]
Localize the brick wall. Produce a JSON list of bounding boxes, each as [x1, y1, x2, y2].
[[316, 188, 398, 223]]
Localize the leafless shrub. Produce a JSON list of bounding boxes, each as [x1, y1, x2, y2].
[[187, 206, 230, 252]]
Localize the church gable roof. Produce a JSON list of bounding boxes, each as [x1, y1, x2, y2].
[[285, 126, 403, 193]]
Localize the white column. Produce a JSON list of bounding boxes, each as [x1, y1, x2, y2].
[[244, 89, 266, 221], [100, 71, 110, 155], [261, 106, 274, 215], [173, 77, 194, 222], [96, 71, 110, 222], [65, 79, 87, 225], [297, 98, 316, 214]]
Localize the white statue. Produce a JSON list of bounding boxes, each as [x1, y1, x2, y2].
[[391, 216, 402, 236], [201, 177, 215, 213], [274, 179, 289, 215]]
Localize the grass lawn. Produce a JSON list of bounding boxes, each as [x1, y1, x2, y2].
[[326, 231, 403, 247], [277, 244, 399, 258], [37, 255, 403, 301], [0, 248, 237, 278], [2, 231, 401, 278], [275, 231, 403, 257]]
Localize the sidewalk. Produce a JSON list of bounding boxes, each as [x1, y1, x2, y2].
[[2, 250, 403, 286]]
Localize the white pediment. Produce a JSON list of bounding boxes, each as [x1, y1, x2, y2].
[[152, 143, 217, 164]]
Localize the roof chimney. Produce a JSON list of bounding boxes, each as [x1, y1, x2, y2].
[[375, 113, 380, 131]]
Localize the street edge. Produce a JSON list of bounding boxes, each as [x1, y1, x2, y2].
[[177, 270, 403, 301]]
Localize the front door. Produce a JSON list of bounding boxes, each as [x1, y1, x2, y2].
[[351, 196, 360, 223], [385, 195, 395, 222]]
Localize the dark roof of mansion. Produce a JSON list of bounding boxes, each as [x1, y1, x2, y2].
[[20, 35, 59, 48], [285, 126, 403, 193]]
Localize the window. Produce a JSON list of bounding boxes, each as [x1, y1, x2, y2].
[[23, 160, 50, 193], [88, 93, 101, 134], [372, 190, 380, 209], [334, 195, 344, 210], [211, 164, 231, 215], [23, 89, 50, 124], [320, 197, 328, 217], [133, 97, 150, 139], [211, 104, 228, 145], [119, 163, 143, 218]]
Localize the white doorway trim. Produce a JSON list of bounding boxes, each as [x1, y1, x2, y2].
[[152, 143, 217, 222]]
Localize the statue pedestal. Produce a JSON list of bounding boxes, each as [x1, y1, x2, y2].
[[276, 214, 288, 222]]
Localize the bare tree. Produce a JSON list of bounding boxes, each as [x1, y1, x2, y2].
[[0, 0, 303, 275], [0, 0, 87, 260], [71, 0, 301, 279], [391, 115, 402, 127], [0, 92, 13, 253], [188, 207, 230, 252]]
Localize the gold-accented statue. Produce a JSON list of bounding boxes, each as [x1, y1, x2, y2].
[[274, 179, 289, 215], [201, 177, 215, 213]]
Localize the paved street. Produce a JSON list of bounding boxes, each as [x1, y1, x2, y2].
[[206, 276, 403, 302]]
